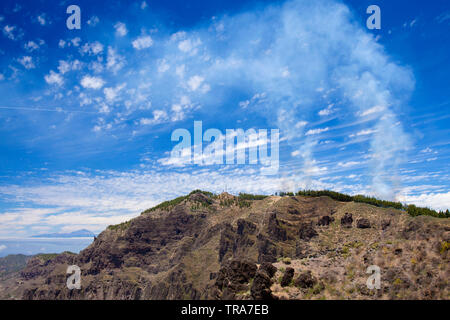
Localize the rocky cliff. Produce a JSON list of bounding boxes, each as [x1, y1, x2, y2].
[[2, 191, 449, 300]]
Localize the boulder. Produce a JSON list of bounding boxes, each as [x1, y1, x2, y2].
[[318, 215, 334, 226], [250, 270, 274, 300], [357, 218, 371, 229], [280, 267, 295, 287], [259, 262, 277, 278], [215, 259, 257, 295], [340, 213, 353, 228], [294, 270, 317, 288]]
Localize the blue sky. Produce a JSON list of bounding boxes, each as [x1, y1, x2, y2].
[[0, 0, 449, 239]]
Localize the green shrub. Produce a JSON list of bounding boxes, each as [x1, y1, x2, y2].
[[237, 199, 251, 208], [141, 195, 188, 214], [440, 241, 450, 254], [282, 257, 291, 264], [296, 190, 353, 202], [238, 193, 268, 200], [406, 204, 448, 218], [220, 198, 235, 207], [35, 253, 58, 262], [189, 189, 215, 198], [279, 191, 295, 197], [107, 220, 131, 231]]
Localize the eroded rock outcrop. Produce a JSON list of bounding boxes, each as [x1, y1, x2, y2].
[[341, 213, 353, 228]]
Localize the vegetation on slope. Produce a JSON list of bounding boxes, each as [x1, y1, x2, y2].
[[108, 188, 448, 232], [238, 193, 268, 201], [296, 190, 449, 218]]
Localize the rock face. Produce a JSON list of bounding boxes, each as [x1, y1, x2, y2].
[[259, 262, 277, 278], [213, 259, 257, 299], [280, 267, 294, 287], [341, 213, 353, 228], [250, 269, 275, 300], [268, 213, 287, 241], [318, 215, 334, 226], [357, 218, 371, 229], [294, 271, 317, 288], [298, 223, 318, 240], [381, 219, 391, 230], [2, 191, 448, 301]]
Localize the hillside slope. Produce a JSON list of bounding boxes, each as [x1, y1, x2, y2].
[[2, 191, 449, 300]]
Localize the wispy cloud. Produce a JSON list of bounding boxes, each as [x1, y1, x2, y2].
[[306, 127, 329, 136]]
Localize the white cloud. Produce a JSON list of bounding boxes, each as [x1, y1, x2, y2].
[[104, 83, 125, 102], [114, 22, 128, 36], [80, 41, 104, 55], [170, 96, 194, 121], [79, 92, 92, 106], [175, 64, 185, 77], [187, 75, 204, 91], [338, 161, 361, 168], [89, 61, 104, 73], [140, 110, 168, 125], [71, 37, 81, 47], [57, 59, 81, 74], [141, 1, 148, 9], [157, 59, 170, 73], [294, 121, 308, 128], [360, 105, 386, 117], [44, 71, 63, 86], [305, 127, 329, 136], [98, 103, 110, 114], [37, 14, 47, 25], [436, 12, 450, 24], [302, 161, 328, 176], [318, 104, 335, 116], [132, 35, 153, 50], [239, 100, 250, 108], [106, 47, 126, 73], [3, 25, 17, 40], [420, 147, 433, 153], [24, 40, 40, 52], [178, 38, 201, 54], [237, 93, 267, 109], [0, 245, 6, 252], [80, 75, 105, 89], [397, 191, 450, 211], [281, 67, 290, 78], [87, 16, 100, 26], [349, 128, 377, 138], [18, 56, 35, 69], [171, 31, 187, 41]]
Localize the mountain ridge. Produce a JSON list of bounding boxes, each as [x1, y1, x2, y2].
[[1, 190, 448, 300]]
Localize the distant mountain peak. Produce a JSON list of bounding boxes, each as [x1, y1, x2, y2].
[[32, 229, 95, 238]]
